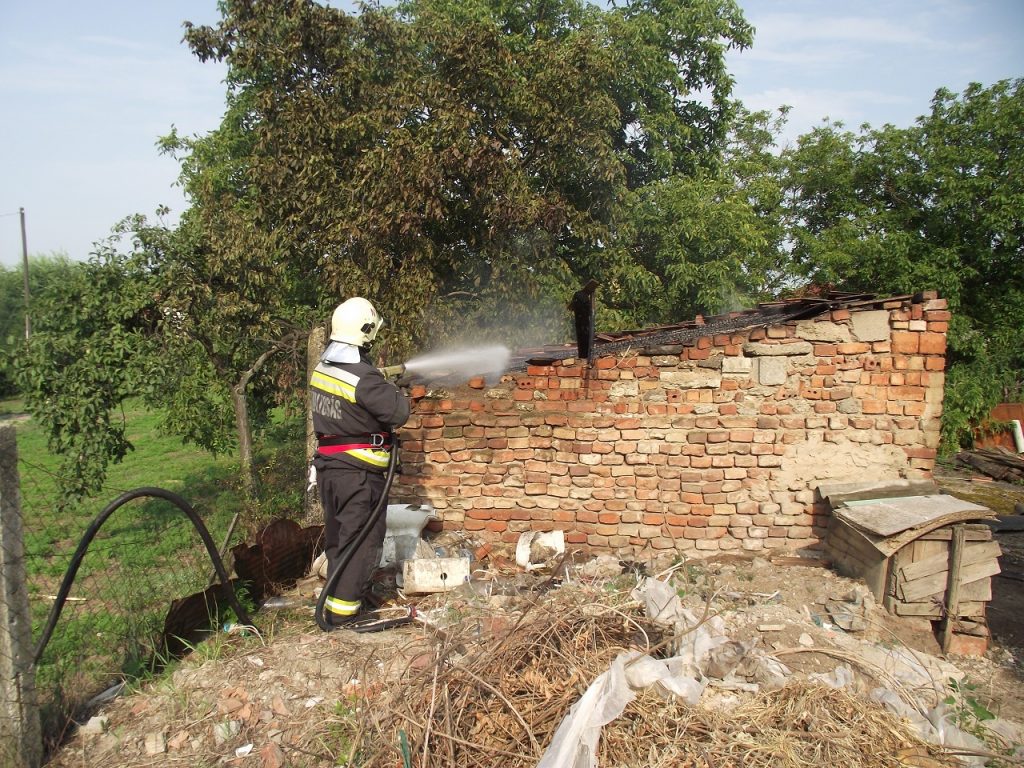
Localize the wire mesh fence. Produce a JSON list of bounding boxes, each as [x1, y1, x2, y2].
[[0, 424, 245, 762]]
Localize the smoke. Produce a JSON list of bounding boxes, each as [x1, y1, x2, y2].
[[403, 344, 511, 386]]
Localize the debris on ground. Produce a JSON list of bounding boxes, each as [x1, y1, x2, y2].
[[957, 448, 1024, 484], [46, 533, 1024, 768]]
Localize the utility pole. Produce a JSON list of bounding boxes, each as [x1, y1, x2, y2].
[[19, 208, 30, 340]]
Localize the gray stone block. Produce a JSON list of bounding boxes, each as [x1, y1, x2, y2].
[[755, 357, 788, 385], [850, 310, 891, 342]]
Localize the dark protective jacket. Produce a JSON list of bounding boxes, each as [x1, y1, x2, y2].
[[310, 356, 410, 472]]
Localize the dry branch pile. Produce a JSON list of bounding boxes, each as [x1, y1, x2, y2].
[[347, 587, 954, 768]]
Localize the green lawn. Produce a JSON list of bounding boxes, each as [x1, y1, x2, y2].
[[2, 397, 305, 740]]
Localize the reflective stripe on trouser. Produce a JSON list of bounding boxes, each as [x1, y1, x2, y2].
[[324, 595, 360, 618], [318, 466, 388, 614]]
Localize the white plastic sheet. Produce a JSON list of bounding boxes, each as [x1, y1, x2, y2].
[[536, 653, 637, 768], [537, 577, 728, 768]]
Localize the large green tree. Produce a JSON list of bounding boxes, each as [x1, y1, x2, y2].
[[613, 105, 791, 325], [179, 0, 753, 346], [17, 0, 754, 505], [783, 79, 1024, 449], [0, 254, 81, 397]]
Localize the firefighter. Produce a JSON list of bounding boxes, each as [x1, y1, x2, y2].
[[310, 297, 410, 628]]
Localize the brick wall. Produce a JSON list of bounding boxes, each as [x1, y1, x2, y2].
[[392, 295, 949, 557]]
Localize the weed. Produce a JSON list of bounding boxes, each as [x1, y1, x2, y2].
[[325, 698, 363, 763], [943, 676, 997, 747]]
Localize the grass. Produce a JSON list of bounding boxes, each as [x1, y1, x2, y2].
[[3, 395, 306, 745]]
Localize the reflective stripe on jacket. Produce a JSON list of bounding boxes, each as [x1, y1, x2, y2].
[[310, 357, 410, 472]]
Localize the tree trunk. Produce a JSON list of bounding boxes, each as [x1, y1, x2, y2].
[[231, 381, 258, 504], [230, 332, 300, 508], [306, 326, 326, 521]]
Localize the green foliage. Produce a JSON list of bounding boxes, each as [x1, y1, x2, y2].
[[179, 0, 752, 351], [943, 678, 995, 732], [17, 0, 1023, 484], [0, 253, 81, 397], [13, 237, 160, 501], [782, 80, 1024, 451]]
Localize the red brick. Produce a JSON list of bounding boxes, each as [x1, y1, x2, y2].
[[946, 634, 988, 656], [837, 342, 870, 355], [919, 333, 946, 355], [814, 344, 837, 357], [889, 385, 926, 401], [892, 332, 919, 354], [831, 309, 850, 321]]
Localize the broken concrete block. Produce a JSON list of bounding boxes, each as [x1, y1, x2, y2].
[[659, 369, 722, 388], [755, 357, 788, 386], [144, 732, 167, 756], [609, 380, 639, 397], [722, 356, 753, 376], [742, 341, 813, 356], [80, 716, 108, 735], [795, 320, 851, 343], [402, 557, 471, 593], [851, 310, 891, 342], [516, 530, 565, 570]]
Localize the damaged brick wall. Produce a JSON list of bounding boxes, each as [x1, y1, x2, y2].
[[391, 295, 949, 556]]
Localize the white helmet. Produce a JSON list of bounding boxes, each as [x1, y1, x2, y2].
[[330, 297, 383, 346]]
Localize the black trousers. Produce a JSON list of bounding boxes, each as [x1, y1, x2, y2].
[[318, 466, 387, 620]]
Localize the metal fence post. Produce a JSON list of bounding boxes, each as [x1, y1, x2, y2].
[[0, 426, 42, 768]]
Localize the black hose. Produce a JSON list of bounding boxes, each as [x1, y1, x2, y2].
[[34, 487, 250, 666], [314, 438, 401, 632]]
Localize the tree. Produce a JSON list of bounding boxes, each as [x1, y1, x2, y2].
[[180, 0, 753, 346], [611, 105, 791, 325], [13, 234, 159, 501], [0, 254, 80, 398], [782, 79, 1024, 449], [14, 214, 310, 506], [17, 0, 755, 505]]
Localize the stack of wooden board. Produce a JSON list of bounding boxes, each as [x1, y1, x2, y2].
[[887, 524, 999, 618], [820, 480, 1000, 649]]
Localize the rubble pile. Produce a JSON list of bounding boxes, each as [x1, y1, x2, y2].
[[48, 537, 1024, 768], [347, 540, 1022, 767]]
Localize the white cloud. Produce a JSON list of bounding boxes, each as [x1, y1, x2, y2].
[[740, 86, 912, 143]]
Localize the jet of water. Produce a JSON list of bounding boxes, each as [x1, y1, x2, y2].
[[403, 344, 511, 386]]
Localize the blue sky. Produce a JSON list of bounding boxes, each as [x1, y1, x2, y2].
[[1, 0, 1022, 268]]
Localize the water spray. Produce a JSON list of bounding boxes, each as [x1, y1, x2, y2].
[[381, 344, 511, 386]]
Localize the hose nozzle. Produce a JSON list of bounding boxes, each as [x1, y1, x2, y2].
[[380, 363, 406, 382]]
